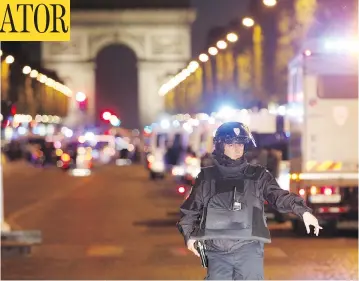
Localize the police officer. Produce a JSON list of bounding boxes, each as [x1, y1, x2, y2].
[[177, 122, 322, 280]]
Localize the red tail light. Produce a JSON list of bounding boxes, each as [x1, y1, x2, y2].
[[323, 187, 332, 195], [178, 186, 186, 194], [10, 105, 16, 115], [299, 188, 305, 196], [320, 186, 336, 195], [318, 206, 348, 213]]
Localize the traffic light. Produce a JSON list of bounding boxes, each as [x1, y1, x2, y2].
[[109, 115, 121, 126], [1, 100, 16, 127], [101, 111, 111, 121], [100, 110, 121, 126], [76, 92, 88, 111]]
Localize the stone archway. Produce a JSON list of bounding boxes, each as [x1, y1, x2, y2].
[[95, 44, 139, 128], [42, 9, 195, 128]]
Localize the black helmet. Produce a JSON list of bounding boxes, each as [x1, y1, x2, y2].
[[213, 122, 257, 148]]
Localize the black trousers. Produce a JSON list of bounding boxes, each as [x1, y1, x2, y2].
[[205, 241, 264, 280]]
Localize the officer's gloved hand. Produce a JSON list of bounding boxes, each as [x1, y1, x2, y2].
[[303, 212, 323, 236], [187, 239, 200, 257]]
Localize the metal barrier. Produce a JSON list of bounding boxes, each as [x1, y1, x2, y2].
[[1, 230, 42, 258]]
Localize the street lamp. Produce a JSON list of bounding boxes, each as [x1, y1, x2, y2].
[[227, 33, 239, 43], [182, 68, 191, 77], [30, 69, 38, 78], [263, 0, 277, 7], [38, 74, 47, 84], [22, 66, 31, 75], [199, 53, 209, 62], [188, 61, 199, 73], [46, 78, 55, 87], [5, 55, 14, 64], [216, 40, 228, 50], [208, 47, 218, 56], [242, 17, 255, 27]]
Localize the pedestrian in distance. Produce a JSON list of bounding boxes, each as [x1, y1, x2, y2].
[[177, 121, 322, 280]]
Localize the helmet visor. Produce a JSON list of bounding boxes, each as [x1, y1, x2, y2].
[[222, 135, 257, 147]]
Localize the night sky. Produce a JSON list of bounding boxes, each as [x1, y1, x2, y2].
[[191, 0, 250, 55], [2, 1, 251, 129]]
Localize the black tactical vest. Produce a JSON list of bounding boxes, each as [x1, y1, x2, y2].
[[191, 165, 271, 243]]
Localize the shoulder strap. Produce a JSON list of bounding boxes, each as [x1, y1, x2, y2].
[[243, 164, 265, 180], [243, 164, 266, 200], [200, 166, 221, 203]]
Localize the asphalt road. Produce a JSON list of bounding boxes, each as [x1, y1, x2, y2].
[[2, 161, 358, 280]]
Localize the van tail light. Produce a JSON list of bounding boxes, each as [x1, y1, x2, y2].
[[178, 186, 186, 194], [307, 186, 337, 196], [321, 186, 337, 195]]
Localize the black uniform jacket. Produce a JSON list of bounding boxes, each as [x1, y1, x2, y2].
[[177, 161, 312, 244]]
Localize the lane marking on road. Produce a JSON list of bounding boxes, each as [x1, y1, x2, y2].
[[6, 177, 92, 229], [86, 245, 124, 257], [32, 244, 87, 258]]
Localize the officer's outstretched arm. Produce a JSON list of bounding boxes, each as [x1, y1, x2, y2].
[[177, 172, 205, 244], [261, 170, 312, 219]]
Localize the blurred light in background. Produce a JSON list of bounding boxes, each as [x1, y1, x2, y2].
[[5, 55, 14, 64], [226, 33, 238, 42], [199, 53, 209, 62], [160, 119, 170, 129], [22, 66, 31, 74], [216, 40, 227, 49], [242, 17, 255, 27], [263, 0, 277, 7], [75, 92, 87, 102], [208, 47, 218, 56]]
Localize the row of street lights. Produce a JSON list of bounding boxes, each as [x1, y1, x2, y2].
[[158, 0, 277, 97], [0, 50, 72, 98]]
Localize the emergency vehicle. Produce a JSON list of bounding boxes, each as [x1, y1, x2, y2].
[[147, 108, 279, 164], [146, 118, 201, 180], [286, 37, 358, 233]]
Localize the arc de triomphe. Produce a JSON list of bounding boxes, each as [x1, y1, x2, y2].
[[42, 9, 195, 128]]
